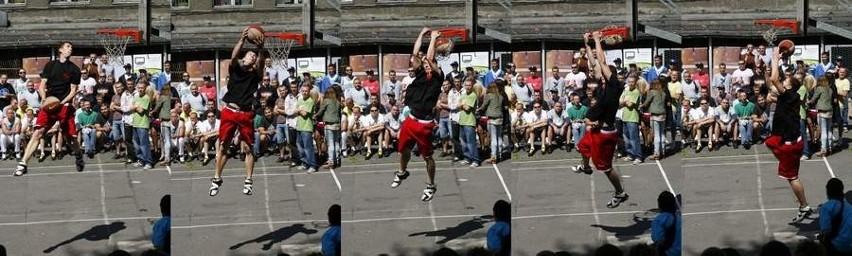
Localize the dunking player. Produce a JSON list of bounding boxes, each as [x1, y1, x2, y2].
[[15, 41, 84, 175], [209, 27, 265, 196], [765, 46, 811, 223], [390, 27, 444, 201], [570, 32, 629, 208]]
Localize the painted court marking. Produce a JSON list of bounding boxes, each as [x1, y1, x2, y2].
[[492, 163, 512, 201]]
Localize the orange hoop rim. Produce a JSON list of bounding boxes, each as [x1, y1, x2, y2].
[[754, 19, 799, 34], [96, 29, 141, 43], [264, 32, 305, 46], [436, 28, 468, 42]]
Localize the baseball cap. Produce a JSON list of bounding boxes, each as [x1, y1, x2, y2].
[[451, 61, 459, 67]]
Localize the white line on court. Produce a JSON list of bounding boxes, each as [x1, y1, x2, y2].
[[822, 157, 836, 178], [427, 202, 439, 243], [589, 175, 602, 240], [95, 155, 113, 247], [683, 207, 798, 216], [492, 163, 512, 202], [260, 159, 274, 232], [514, 162, 656, 172], [655, 160, 676, 195], [682, 154, 774, 161], [754, 149, 771, 238], [0, 216, 156, 227], [682, 159, 823, 168], [172, 219, 326, 229], [329, 168, 342, 191]]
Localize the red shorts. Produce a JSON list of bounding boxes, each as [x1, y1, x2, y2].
[[765, 135, 803, 180], [577, 127, 618, 171], [36, 104, 76, 138], [398, 117, 436, 158], [218, 107, 255, 146]]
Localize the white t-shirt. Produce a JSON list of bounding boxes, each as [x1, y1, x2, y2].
[[184, 121, 200, 136], [731, 68, 754, 86], [448, 89, 462, 122], [547, 109, 568, 127], [80, 77, 97, 95], [564, 72, 587, 92], [385, 113, 402, 130], [359, 114, 385, 128], [120, 92, 134, 123], [715, 106, 736, 123], [284, 95, 299, 127], [198, 119, 220, 133], [18, 89, 41, 110], [523, 111, 545, 124], [182, 93, 207, 112], [689, 107, 716, 121], [511, 111, 526, 126]]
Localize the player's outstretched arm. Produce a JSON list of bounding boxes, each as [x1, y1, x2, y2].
[[411, 27, 429, 68], [770, 47, 785, 94], [426, 30, 442, 74], [256, 40, 266, 75], [232, 28, 249, 62], [592, 31, 612, 80]]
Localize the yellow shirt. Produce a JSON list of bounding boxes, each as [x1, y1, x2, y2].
[[836, 78, 850, 109], [668, 81, 683, 110]]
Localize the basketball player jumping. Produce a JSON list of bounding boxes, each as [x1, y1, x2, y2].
[[209, 27, 265, 196], [390, 27, 444, 201], [765, 46, 811, 223], [15, 41, 85, 176], [571, 32, 629, 208]]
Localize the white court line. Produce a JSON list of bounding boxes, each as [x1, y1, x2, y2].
[[260, 159, 274, 232], [822, 157, 837, 178], [754, 149, 771, 238], [513, 210, 644, 220], [0, 216, 156, 227], [329, 168, 342, 191], [655, 160, 676, 195], [492, 163, 512, 202], [514, 162, 656, 172], [589, 174, 602, 240], [682, 154, 774, 161], [427, 202, 439, 244], [682, 159, 823, 168], [342, 214, 481, 224]]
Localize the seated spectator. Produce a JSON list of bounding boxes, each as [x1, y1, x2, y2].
[[152, 195, 170, 254], [0, 107, 20, 160], [321, 204, 341, 256], [487, 200, 510, 256], [359, 106, 386, 159], [819, 178, 852, 255]]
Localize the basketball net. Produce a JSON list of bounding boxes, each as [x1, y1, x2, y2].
[[266, 36, 295, 70], [435, 39, 454, 62], [97, 33, 130, 66], [600, 25, 625, 45], [761, 27, 781, 46]]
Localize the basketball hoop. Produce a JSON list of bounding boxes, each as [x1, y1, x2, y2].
[[264, 32, 305, 70], [96, 29, 140, 66], [754, 19, 799, 46], [434, 28, 467, 62]]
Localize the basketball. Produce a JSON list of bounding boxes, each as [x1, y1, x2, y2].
[[247, 24, 265, 45], [43, 96, 60, 113], [778, 39, 794, 57], [435, 37, 453, 57]]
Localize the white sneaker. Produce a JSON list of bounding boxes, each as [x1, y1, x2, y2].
[[632, 159, 643, 165], [800, 155, 810, 161], [143, 164, 153, 170], [306, 167, 317, 173]]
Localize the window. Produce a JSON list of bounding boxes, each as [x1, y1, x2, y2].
[[276, 0, 300, 5], [50, 0, 88, 3], [171, 0, 188, 7], [0, 0, 25, 4], [214, 0, 251, 6]]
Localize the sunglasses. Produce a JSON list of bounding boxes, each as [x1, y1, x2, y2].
[[370, 110, 378, 112], [345, 69, 352, 71], [534, 106, 541, 109], [207, 115, 215, 118], [700, 102, 708, 105]]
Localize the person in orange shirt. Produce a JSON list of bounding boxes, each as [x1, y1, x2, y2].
[[362, 69, 381, 97], [525, 66, 543, 93], [198, 76, 217, 103]]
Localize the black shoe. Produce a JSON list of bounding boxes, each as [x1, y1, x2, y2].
[[13, 163, 27, 176], [743, 143, 751, 150], [38, 153, 46, 162], [87, 152, 95, 159], [276, 156, 286, 163], [76, 156, 85, 172]]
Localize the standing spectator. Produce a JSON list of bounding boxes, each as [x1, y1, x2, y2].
[[362, 70, 380, 97], [525, 66, 543, 93], [566, 94, 587, 151], [448, 78, 463, 161], [176, 73, 192, 100], [458, 79, 480, 167], [445, 61, 463, 82], [479, 83, 505, 163], [0, 75, 15, 112], [182, 84, 207, 113], [273, 86, 290, 163], [383, 69, 402, 106], [284, 82, 301, 165], [437, 81, 453, 157], [483, 59, 503, 87], [835, 68, 849, 131], [18, 81, 41, 113], [545, 67, 564, 104], [732, 60, 754, 89], [345, 78, 370, 111], [130, 82, 153, 169], [296, 86, 318, 173], [319, 64, 340, 94], [117, 64, 136, 86], [757, 45, 772, 69], [808, 77, 834, 156], [642, 80, 667, 159], [713, 63, 732, 99], [668, 71, 684, 141], [645, 55, 668, 82], [0, 107, 20, 160], [198, 76, 217, 103], [154, 85, 174, 166], [316, 89, 343, 168], [564, 64, 587, 100], [813, 52, 835, 79], [620, 76, 643, 164], [819, 178, 852, 255], [693, 63, 710, 89], [682, 71, 701, 105], [13, 69, 28, 98], [153, 62, 171, 92]]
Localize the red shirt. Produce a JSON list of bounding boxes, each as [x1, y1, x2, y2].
[[362, 79, 380, 96], [525, 76, 543, 92], [693, 72, 710, 89], [199, 85, 217, 102]]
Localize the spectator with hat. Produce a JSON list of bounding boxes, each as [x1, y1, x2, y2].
[[446, 61, 463, 81], [362, 69, 380, 96], [614, 58, 627, 75], [118, 64, 137, 86], [285, 66, 301, 87], [693, 63, 710, 89], [835, 55, 845, 69], [198, 75, 217, 103], [525, 66, 543, 92]]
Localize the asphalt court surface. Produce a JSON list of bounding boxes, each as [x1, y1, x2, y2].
[[512, 147, 683, 255], [171, 157, 341, 256], [340, 151, 512, 256], [0, 156, 168, 256], [682, 136, 849, 256]]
